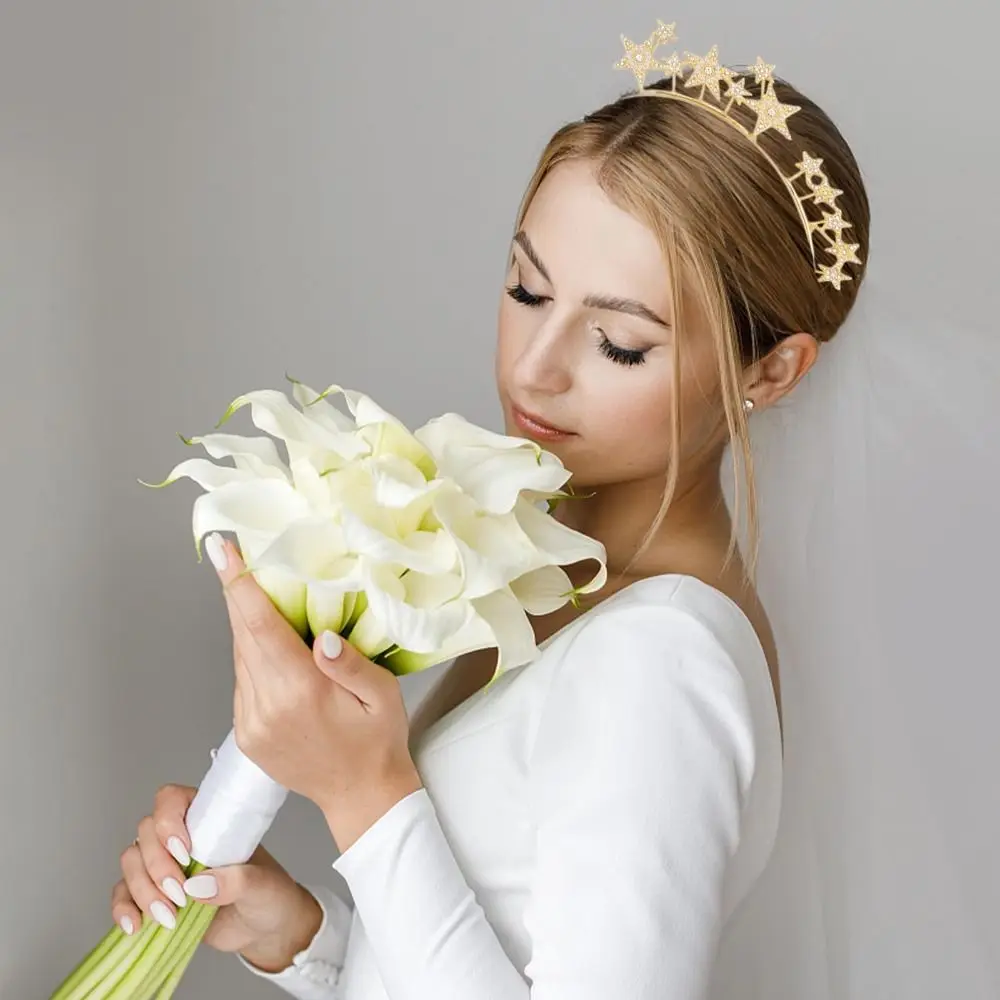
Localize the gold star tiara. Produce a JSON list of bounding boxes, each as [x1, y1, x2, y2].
[[614, 20, 861, 291]]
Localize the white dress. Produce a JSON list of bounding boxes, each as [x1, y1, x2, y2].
[[239, 573, 784, 999]]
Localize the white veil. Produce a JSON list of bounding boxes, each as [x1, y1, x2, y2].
[[713, 279, 1000, 998]]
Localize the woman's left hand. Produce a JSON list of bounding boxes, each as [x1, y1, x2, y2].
[[205, 532, 424, 851]]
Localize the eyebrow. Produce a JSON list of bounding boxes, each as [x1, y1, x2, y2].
[[513, 230, 672, 329]]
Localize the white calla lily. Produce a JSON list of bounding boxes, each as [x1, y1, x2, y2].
[[429, 488, 542, 598], [508, 564, 577, 615], [142, 457, 259, 493], [338, 505, 458, 576], [182, 432, 290, 480], [218, 388, 368, 468], [511, 495, 608, 595], [148, 379, 608, 681], [312, 382, 437, 478], [191, 479, 311, 559], [349, 561, 473, 657], [415, 412, 571, 513]]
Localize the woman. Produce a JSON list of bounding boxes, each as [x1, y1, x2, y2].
[[109, 46, 869, 1000]]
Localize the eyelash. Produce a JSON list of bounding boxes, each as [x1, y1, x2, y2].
[[504, 282, 648, 368]]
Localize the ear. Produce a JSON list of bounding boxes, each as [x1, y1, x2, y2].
[[743, 332, 820, 410]]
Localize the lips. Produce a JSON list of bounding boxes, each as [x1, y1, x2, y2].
[[511, 404, 575, 439]]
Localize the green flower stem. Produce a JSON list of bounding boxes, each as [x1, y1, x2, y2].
[[151, 903, 218, 999], [52, 916, 159, 1000], [48, 860, 218, 1000], [50, 924, 128, 998], [102, 861, 215, 999], [129, 897, 216, 1000]]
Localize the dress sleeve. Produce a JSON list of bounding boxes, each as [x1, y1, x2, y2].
[[329, 601, 758, 1000], [520, 602, 757, 999], [237, 882, 354, 999]]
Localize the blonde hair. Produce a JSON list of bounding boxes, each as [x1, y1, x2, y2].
[[511, 72, 870, 584]]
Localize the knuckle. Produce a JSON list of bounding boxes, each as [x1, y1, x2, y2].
[[138, 815, 156, 841], [155, 782, 193, 809], [119, 846, 137, 870]]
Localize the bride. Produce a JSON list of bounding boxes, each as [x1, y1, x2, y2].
[[106, 20, 998, 1000]]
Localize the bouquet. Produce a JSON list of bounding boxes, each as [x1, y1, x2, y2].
[[50, 377, 607, 998]]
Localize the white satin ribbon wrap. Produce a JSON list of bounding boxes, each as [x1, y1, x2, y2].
[[185, 728, 289, 867]]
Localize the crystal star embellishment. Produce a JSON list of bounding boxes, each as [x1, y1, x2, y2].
[[817, 263, 850, 289], [683, 45, 731, 100], [651, 19, 677, 45], [827, 239, 861, 266], [751, 57, 776, 83], [744, 86, 801, 140], [818, 210, 851, 235], [612, 19, 862, 290], [796, 153, 825, 177]]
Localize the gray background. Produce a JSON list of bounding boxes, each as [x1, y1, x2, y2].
[[0, 1, 993, 996]]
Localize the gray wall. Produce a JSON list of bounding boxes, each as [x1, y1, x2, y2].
[[0, 1, 993, 996]]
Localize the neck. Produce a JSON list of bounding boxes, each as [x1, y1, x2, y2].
[[556, 464, 734, 585]]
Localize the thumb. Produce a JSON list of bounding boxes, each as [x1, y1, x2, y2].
[[313, 630, 375, 700], [182, 862, 277, 906]]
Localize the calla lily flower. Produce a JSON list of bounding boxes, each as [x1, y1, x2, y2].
[[144, 379, 607, 679]]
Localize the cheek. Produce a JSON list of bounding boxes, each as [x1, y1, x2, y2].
[[578, 365, 675, 471]]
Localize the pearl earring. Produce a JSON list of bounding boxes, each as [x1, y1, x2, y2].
[[744, 398, 755, 412]]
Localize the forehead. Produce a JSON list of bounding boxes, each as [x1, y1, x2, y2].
[[519, 159, 673, 304]]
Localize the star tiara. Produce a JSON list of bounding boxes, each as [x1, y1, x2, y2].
[[614, 20, 861, 291]]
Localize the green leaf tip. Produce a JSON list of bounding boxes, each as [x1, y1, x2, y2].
[[214, 396, 247, 430], [177, 432, 196, 446]]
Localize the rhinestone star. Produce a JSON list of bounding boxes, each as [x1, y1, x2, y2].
[[752, 57, 776, 84], [744, 87, 801, 140], [683, 46, 730, 100], [615, 35, 659, 87], [819, 210, 852, 235], [660, 51, 686, 81], [817, 264, 850, 289], [826, 239, 862, 266], [796, 152, 825, 177], [810, 181, 844, 208], [651, 20, 677, 46], [726, 77, 751, 103]]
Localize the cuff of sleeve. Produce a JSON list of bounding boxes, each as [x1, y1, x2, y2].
[[237, 882, 353, 1000], [331, 787, 432, 880]]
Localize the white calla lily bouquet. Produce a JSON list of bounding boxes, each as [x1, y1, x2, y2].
[[51, 378, 607, 999]]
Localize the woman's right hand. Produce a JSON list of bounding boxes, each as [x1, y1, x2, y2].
[[111, 783, 323, 973]]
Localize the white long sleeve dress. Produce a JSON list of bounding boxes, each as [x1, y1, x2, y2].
[[238, 573, 784, 999]]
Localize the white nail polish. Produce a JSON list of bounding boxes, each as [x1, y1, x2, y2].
[[166, 836, 190, 867], [205, 532, 227, 571], [119, 915, 134, 935], [183, 874, 218, 900], [322, 630, 343, 659], [150, 900, 176, 931], [162, 878, 187, 908]]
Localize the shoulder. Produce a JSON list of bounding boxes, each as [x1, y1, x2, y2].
[[529, 574, 772, 803]]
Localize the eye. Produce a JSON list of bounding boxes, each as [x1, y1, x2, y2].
[[505, 282, 547, 307], [597, 330, 648, 367]]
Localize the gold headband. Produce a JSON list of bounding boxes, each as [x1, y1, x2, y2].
[[614, 20, 861, 290]]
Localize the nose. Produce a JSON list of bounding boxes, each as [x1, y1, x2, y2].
[[511, 318, 573, 396]]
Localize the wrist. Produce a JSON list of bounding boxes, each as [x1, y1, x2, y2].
[[324, 764, 424, 854], [238, 883, 323, 974]]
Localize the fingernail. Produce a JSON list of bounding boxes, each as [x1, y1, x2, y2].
[[119, 915, 134, 935], [205, 532, 227, 571], [150, 900, 176, 931], [183, 874, 218, 899], [161, 878, 187, 908], [166, 836, 190, 866], [321, 630, 343, 659]]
